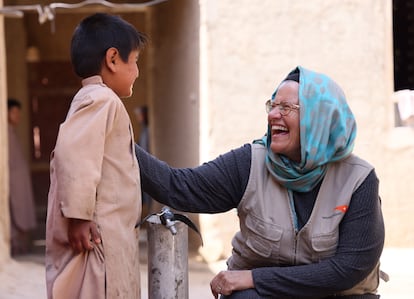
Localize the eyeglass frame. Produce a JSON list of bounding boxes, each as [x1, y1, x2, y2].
[[265, 99, 300, 116]]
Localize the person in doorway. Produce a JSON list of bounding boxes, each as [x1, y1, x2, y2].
[[135, 66, 385, 298], [134, 105, 150, 153], [134, 105, 152, 214], [7, 98, 37, 256], [45, 13, 147, 299]]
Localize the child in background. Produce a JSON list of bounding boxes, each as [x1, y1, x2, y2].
[[134, 105, 152, 215], [7, 98, 37, 256], [46, 13, 147, 299]]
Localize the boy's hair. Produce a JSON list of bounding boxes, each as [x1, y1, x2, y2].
[[71, 13, 148, 78], [7, 98, 22, 111]]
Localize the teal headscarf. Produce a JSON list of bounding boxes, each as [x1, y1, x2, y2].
[[254, 66, 356, 192]]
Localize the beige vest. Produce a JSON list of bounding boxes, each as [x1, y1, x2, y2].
[[228, 144, 380, 296]]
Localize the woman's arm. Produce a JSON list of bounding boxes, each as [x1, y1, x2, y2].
[[135, 143, 252, 213], [251, 170, 384, 298]]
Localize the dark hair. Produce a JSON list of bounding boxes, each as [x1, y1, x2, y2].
[[283, 67, 300, 83], [70, 13, 148, 78], [7, 98, 21, 110], [138, 106, 149, 125]]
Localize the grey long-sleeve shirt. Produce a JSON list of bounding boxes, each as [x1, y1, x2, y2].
[[135, 144, 384, 298]]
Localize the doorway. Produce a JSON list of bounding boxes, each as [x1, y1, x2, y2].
[[4, 0, 202, 254], [5, 11, 150, 252], [28, 61, 80, 247], [393, 0, 414, 91], [393, 0, 414, 127]]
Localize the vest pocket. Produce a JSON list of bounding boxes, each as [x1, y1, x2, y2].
[[244, 215, 283, 259], [311, 230, 338, 261]]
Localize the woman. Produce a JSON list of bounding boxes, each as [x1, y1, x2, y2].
[[135, 66, 385, 298]]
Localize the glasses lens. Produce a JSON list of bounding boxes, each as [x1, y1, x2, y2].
[[266, 101, 289, 115], [265, 100, 272, 113], [279, 104, 288, 115]]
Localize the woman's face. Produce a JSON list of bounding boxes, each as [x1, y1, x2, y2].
[[267, 80, 301, 162]]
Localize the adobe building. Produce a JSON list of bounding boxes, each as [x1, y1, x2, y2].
[[0, 0, 413, 267]]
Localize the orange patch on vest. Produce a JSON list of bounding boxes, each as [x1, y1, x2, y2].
[[334, 205, 348, 213]]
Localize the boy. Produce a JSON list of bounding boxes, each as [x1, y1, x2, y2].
[[45, 13, 147, 299], [8, 98, 37, 255]]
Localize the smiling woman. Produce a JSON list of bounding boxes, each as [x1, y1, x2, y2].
[[266, 79, 301, 163], [135, 65, 385, 299], [257, 66, 357, 192]]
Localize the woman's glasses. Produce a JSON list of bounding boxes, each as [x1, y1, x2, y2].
[[265, 100, 300, 116]]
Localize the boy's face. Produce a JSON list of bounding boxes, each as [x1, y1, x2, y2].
[[112, 50, 140, 98], [8, 106, 21, 126]]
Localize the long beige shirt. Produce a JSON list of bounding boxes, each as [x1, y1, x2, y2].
[[8, 125, 37, 232], [46, 76, 142, 299]]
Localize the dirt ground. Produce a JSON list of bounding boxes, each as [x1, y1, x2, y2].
[[0, 248, 412, 299]]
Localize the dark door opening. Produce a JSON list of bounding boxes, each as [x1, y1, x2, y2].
[[393, 0, 414, 90], [393, 0, 414, 126], [28, 61, 80, 251]]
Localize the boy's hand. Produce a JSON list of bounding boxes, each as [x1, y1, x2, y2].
[[68, 218, 101, 253]]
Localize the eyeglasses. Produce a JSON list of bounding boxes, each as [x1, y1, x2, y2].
[[265, 100, 300, 116]]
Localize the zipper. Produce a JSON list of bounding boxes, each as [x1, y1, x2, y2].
[[288, 189, 299, 264]]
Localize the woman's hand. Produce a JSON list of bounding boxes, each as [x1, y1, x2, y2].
[[210, 270, 254, 298], [68, 218, 101, 253]]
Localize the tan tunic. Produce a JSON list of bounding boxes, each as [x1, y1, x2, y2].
[[46, 76, 142, 299], [8, 125, 37, 232]]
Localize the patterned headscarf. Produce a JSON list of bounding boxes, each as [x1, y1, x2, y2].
[[254, 66, 356, 192]]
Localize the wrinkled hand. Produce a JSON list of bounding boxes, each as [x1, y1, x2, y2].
[[68, 218, 101, 253], [210, 270, 254, 298]]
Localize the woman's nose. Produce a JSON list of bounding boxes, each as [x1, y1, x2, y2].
[[268, 107, 283, 119]]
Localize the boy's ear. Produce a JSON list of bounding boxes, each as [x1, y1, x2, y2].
[[105, 47, 119, 72]]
